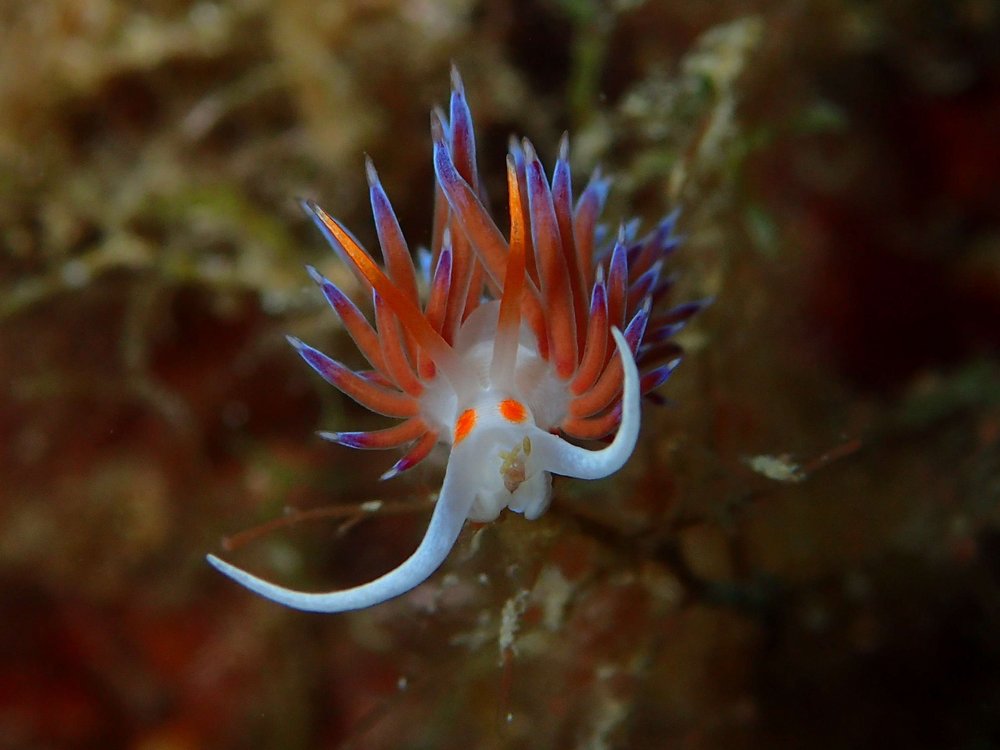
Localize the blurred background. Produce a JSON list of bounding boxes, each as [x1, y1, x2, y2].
[[1, 0, 999, 748]]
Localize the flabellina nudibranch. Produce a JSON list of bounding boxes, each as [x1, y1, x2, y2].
[[207, 68, 707, 613]]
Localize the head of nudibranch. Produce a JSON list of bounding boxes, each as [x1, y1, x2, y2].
[[207, 67, 707, 613]]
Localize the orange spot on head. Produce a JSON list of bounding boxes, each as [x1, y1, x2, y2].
[[499, 399, 527, 423], [454, 408, 477, 445]]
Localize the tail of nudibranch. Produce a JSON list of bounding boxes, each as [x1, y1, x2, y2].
[[207, 66, 706, 613]]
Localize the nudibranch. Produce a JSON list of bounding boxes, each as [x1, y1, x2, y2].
[[207, 68, 705, 613]]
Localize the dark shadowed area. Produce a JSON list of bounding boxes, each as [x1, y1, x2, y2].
[[1, 1, 998, 748]]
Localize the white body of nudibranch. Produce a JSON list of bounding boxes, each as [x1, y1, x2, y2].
[[207, 67, 696, 613], [207, 307, 640, 613]]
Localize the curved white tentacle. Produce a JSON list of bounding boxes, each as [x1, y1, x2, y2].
[[206, 453, 478, 613], [532, 327, 640, 480]]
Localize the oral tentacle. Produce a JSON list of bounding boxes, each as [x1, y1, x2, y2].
[[535, 327, 640, 480], [206, 448, 477, 613]]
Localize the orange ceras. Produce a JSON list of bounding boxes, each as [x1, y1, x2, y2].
[[453, 408, 477, 445]]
